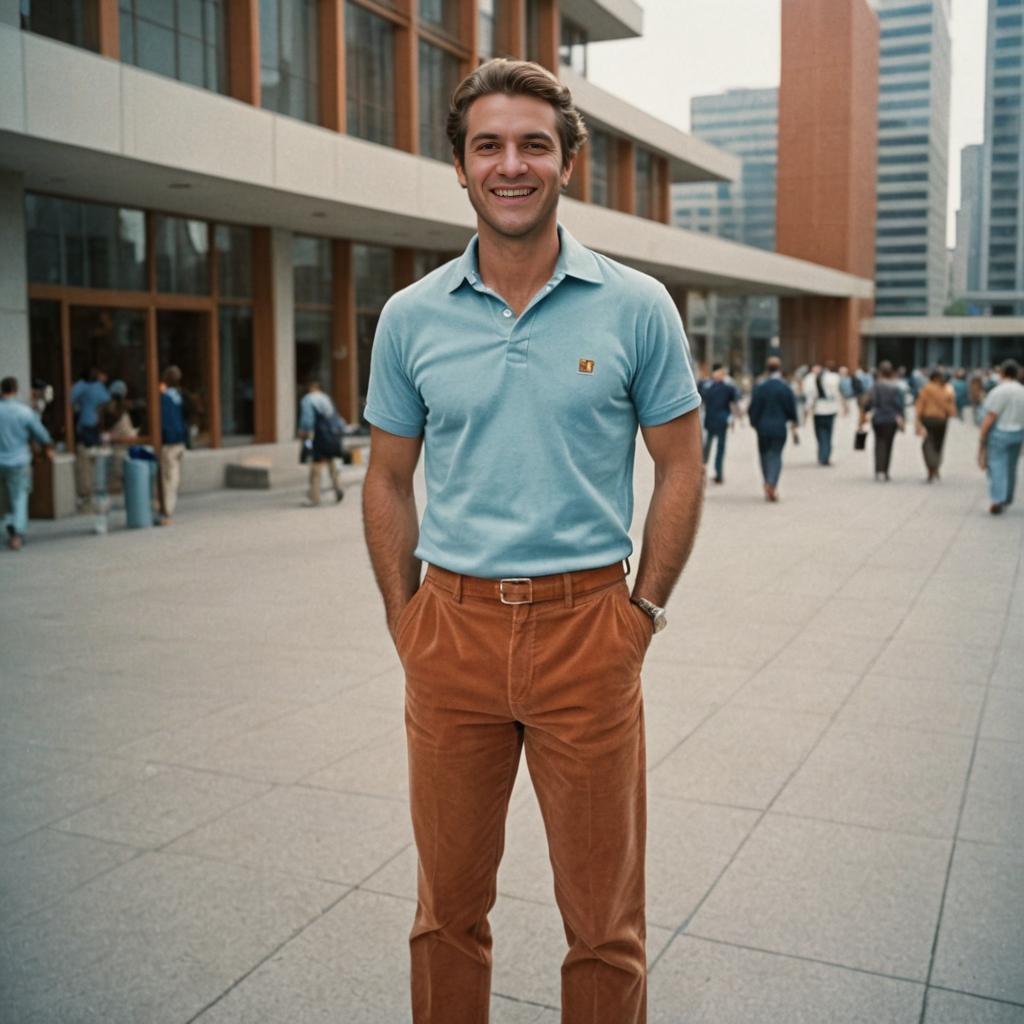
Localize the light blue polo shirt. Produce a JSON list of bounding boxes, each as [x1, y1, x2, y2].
[[364, 225, 700, 578]]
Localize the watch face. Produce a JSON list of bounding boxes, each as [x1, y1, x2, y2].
[[652, 610, 668, 634]]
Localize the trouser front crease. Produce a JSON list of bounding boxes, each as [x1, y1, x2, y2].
[[398, 568, 649, 1024]]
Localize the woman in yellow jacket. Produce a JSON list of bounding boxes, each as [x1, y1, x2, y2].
[[915, 369, 957, 481]]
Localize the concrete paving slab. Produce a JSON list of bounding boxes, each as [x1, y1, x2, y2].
[[0, 851, 344, 1024], [0, 827, 139, 925], [301, 727, 410, 801], [872, 639, 996, 687], [642, 698, 721, 768], [688, 815, 950, 979], [649, 705, 829, 809], [0, 741, 85, 797], [649, 937, 924, 1024], [732, 666, 861, 717], [773, 725, 973, 837], [803, 596, 914, 641], [835, 673, 986, 737], [52, 766, 270, 849], [640, 660, 751, 707], [980, 687, 1024, 742], [167, 784, 412, 885], [932, 842, 1024, 1004], [771, 632, 888, 677], [897, 604, 1007, 647], [924, 990, 1024, 1023], [958, 739, 1024, 848], [991, 647, 1023, 690]]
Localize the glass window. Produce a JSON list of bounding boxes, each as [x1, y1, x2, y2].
[[526, 0, 540, 63], [419, 0, 459, 39], [419, 41, 461, 162], [28, 301, 67, 447], [155, 216, 210, 295], [355, 244, 393, 419], [560, 18, 588, 76], [119, 0, 228, 94], [260, 0, 320, 124], [219, 307, 254, 438], [26, 195, 147, 291], [293, 236, 332, 305], [21, 0, 99, 50], [346, 1, 396, 147], [478, 0, 495, 60], [414, 250, 452, 280], [215, 225, 253, 299], [590, 130, 617, 209], [635, 148, 654, 220], [157, 309, 212, 446], [294, 235, 333, 414]]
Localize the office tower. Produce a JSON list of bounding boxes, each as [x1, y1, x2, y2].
[[673, 88, 779, 371], [952, 143, 984, 301], [873, 0, 952, 317], [981, 0, 1024, 312]]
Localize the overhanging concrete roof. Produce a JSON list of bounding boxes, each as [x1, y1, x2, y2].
[[561, 0, 644, 41], [861, 317, 1024, 337]]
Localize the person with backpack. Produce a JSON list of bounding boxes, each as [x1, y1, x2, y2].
[[298, 378, 345, 506]]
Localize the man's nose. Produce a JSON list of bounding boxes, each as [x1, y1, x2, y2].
[[498, 146, 527, 176]]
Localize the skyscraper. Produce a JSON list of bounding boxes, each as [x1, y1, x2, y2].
[[953, 143, 984, 301], [980, 0, 1024, 312], [672, 88, 779, 370], [873, 0, 952, 317]]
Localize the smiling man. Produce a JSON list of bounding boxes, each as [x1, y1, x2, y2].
[[362, 59, 704, 1024]]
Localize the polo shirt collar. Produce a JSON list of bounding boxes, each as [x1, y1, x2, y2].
[[445, 224, 602, 293]]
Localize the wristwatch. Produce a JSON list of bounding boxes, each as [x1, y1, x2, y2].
[[630, 597, 668, 634]]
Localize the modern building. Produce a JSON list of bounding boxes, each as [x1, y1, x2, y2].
[[1, 0, 873, 514], [951, 143, 984, 301], [776, 0, 880, 368], [672, 88, 779, 373], [871, 0, 952, 318]]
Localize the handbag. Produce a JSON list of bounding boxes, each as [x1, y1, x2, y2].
[[854, 429, 867, 451]]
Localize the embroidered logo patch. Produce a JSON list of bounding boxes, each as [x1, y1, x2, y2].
[[578, 359, 595, 374]]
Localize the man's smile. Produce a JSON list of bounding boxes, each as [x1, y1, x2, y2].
[[490, 186, 538, 200]]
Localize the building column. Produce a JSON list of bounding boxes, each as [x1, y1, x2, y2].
[[319, 0, 345, 131], [228, 0, 260, 105], [953, 334, 963, 368], [269, 228, 295, 443], [616, 139, 636, 215], [97, 0, 120, 59], [0, 171, 30, 392]]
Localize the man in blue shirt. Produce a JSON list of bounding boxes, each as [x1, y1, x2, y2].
[[698, 363, 741, 484], [0, 376, 53, 550], [158, 366, 189, 523], [749, 357, 800, 502], [70, 368, 110, 509], [297, 379, 345, 506], [363, 59, 704, 1023]]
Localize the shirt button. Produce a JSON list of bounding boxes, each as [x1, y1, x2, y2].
[[502, 309, 513, 318]]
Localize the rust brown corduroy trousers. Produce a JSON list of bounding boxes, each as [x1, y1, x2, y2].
[[394, 562, 650, 1024]]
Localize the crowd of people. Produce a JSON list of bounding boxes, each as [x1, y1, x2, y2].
[[698, 357, 1024, 513]]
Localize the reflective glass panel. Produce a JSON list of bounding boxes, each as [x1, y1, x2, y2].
[[157, 309, 211, 446], [260, 0, 319, 124], [346, 1, 396, 146], [215, 225, 253, 299], [419, 41, 461, 162], [355, 244, 393, 419], [295, 309, 333, 415], [28, 300, 67, 447], [219, 306, 255, 438], [155, 216, 210, 295], [419, 0, 459, 38], [22, 0, 99, 50], [293, 236, 332, 306]]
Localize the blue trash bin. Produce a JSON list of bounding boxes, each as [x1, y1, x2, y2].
[[124, 446, 157, 528]]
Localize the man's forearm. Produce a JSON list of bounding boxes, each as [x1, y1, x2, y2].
[[362, 469, 422, 636], [631, 462, 705, 608]]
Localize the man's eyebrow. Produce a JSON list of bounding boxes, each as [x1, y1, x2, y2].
[[468, 130, 557, 145]]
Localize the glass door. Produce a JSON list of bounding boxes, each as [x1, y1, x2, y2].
[[157, 310, 212, 448]]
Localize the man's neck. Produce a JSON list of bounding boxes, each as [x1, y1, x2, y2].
[[476, 218, 560, 316]]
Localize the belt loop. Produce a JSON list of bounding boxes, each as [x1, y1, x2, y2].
[[453, 572, 463, 604], [563, 572, 574, 608]]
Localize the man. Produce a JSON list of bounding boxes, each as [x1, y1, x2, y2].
[[698, 362, 741, 484], [803, 360, 844, 466], [298, 378, 345, 506], [158, 366, 188, 524], [749, 357, 799, 502], [0, 377, 53, 550], [362, 59, 704, 1023], [978, 359, 1024, 515], [70, 367, 110, 508]]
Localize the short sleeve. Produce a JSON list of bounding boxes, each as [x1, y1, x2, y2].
[[364, 302, 427, 438], [983, 388, 1006, 417], [630, 286, 701, 427]]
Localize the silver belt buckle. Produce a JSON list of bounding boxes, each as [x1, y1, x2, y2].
[[499, 577, 533, 605]]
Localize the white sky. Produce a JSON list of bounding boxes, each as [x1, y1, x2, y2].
[[586, 0, 989, 248]]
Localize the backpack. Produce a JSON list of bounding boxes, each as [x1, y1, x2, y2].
[[312, 409, 347, 461]]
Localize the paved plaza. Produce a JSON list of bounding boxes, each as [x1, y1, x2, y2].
[[1, 412, 1022, 1023]]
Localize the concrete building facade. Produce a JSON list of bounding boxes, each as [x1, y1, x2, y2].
[[872, 0, 952, 318], [952, 143, 985, 302], [776, 0, 880, 368]]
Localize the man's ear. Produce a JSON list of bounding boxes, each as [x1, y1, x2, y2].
[[561, 153, 577, 190], [454, 154, 468, 189]]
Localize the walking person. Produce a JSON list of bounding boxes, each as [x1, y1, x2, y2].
[[860, 361, 905, 481], [699, 362, 740, 484], [0, 377, 54, 550], [298, 379, 345, 506], [915, 369, 957, 482], [978, 359, 1024, 515], [362, 58, 704, 1023], [70, 367, 110, 510], [158, 366, 188, 524], [749, 356, 799, 502], [804, 361, 844, 466]]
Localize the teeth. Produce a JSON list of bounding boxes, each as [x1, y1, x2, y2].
[[494, 188, 534, 197]]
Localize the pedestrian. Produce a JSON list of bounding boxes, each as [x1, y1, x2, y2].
[[805, 360, 844, 466], [70, 367, 110, 510], [749, 356, 800, 502], [102, 379, 139, 496], [860, 360, 905, 481], [914, 369, 956, 482], [699, 362, 740, 484], [978, 359, 1024, 515], [362, 58, 704, 1023], [951, 368, 969, 421], [158, 366, 188, 524], [298, 378, 345, 506], [0, 376, 53, 550], [968, 371, 987, 425]]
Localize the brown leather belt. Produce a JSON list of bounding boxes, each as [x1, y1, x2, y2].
[[425, 562, 627, 605]]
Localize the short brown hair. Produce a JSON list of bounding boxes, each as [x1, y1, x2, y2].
[[447, 59, 588, 170], [163, 365, 182, 387]]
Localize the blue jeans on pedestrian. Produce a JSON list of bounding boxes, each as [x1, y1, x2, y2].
[[0, 463, 32, 537], [758, 434, 786, 487], [813, 414, 835, 465], [987, 427, 1024, 506], [703, 423, 728, 481]]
